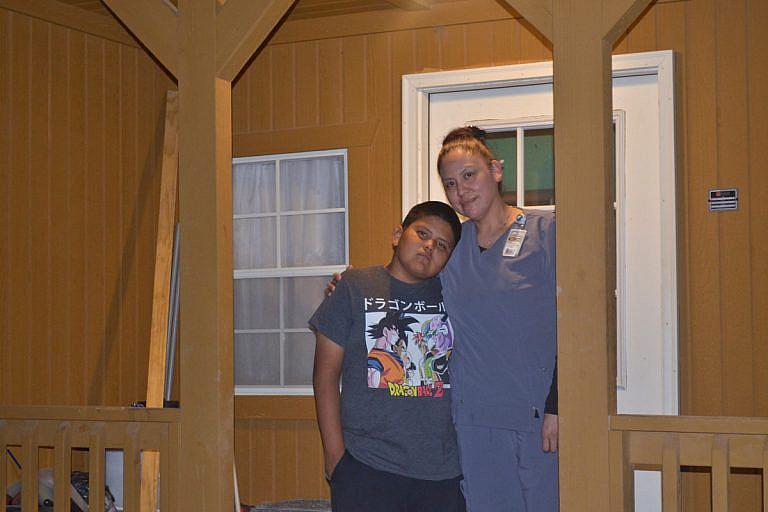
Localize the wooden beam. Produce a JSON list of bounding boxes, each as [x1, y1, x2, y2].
[[383, 0, 430, 11], [177, 1, 233, 510], [102, 0, 179, 77], [140, 89, 179, 512], [0, 0, 138, 47], [498, 0, 552, 42], [215, 0, 295, 81], [603, 0, 654, 44], [271, 0, 513, 44]]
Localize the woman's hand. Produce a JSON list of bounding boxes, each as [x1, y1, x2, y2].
[[325, 266, 352, 296], [541, 413, 558, 452]]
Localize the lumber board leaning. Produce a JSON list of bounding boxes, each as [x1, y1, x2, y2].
[[141, 90, 179, 512]]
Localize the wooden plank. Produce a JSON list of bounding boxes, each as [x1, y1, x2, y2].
[[611, 414, 768, 435], [439, 25, 465, 69], [28, 17, 50, 406], [748, 0, 768, 420], [9, 12, 31, 406], [711, 435, 729, 512], [685, 0, 721, 417], [233, 119, 379, 157], [466, 21, 495, 68], [0, 0, 138, 47], [661, 434, 681, 512], [67, 30, 88, 406], [53, 422, 72, 512], [215, 0, 295, 82], [342, 36, 366, 123], [271, 44, 295, 129], [491, 19, 521, 64], [271, 0, 514, 45], [294, 40, 319, 127], [715, 0, 752, 419], [608, 430, 633, 512], [625, 3, 655, 53], [383, 0, 429, 11], [246, 50, 272, 132], [414, 27, 440, 71], [49, 22, 72, 406], [0, 9, 9, 406], [318, 39, 343, 125], [763, 438, 768, 512], [0, 422, 6, 505], [141, 89, 178, 512], [102, 0, 178, 77], [0, 405, 180, 422]]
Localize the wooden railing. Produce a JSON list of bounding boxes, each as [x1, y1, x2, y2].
[[1, 405, 180, 512], [609, 414, 768, 511]]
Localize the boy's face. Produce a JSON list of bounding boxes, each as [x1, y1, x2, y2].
[[389, 215, 455, 283]]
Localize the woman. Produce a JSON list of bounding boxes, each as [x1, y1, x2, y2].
[[436, 126, 558, 511]]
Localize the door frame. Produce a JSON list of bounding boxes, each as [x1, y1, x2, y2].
[[401, 49, 678, 415]]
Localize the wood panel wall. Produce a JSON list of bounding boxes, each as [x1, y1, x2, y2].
[[231, 0, 768, 505], [0, 7, 174, 407]]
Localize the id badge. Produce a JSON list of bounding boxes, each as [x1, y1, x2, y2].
[[502, 228, 526, 257]]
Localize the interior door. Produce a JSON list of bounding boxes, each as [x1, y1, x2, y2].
[[426, 70, 676, 511]]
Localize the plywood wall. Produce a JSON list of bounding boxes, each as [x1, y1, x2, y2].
[[231, 0, 768, 505], [0, 8, 175, 407]]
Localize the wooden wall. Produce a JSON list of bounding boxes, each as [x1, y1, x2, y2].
[[0, 7, 174, 407], [231, 0, 768, 505]]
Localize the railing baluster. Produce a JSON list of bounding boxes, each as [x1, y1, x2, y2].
[[762, 436, 768, 512], [167, 422, 181, 512], [661, 434, 681, 512], [21, 422, 39, 512], [160, 426, 170, 512], [54, 422, 72, 512], [711, 435, 730, 512], [125, 424, 142, 512], [609, 430, 633, 511], [0, 420, 6, 507], [89, 423, 106, 512]]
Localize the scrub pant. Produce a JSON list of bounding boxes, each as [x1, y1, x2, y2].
[[456, 425, 559, 512], [329, 450, 466, 512]]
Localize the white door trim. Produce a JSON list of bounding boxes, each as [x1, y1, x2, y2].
[[401, 50, 678, 415]]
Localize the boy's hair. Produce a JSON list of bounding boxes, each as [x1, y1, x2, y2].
[[437, 125, 497, 174], [402, 201, 462, 246], [366, 311, 418, 346]]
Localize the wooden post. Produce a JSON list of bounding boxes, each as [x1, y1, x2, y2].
[[102, 1, 295, 510], [499, 1, 653, 510]]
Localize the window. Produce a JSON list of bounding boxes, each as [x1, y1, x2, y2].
[[481, 121, 555, 209], [232, 149, 348, 395]]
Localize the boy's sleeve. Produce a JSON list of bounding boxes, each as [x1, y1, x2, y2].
[[308, 277, 353, 349]]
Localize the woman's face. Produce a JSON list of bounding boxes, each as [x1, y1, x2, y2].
[[439, 149, 503, 220]]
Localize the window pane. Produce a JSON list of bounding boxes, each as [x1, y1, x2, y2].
[[486, 130, 518, 205], [233, 217, 277, 269], [234, 278, 279, 330], [523, 128, 555, 206], [235, 333, 280, 385], [283, 276, 331, 329], [284, 332, 315, 385], [280, 156, 345, 211], [280, 213, 345, 267], [233, 161, 276, 215]]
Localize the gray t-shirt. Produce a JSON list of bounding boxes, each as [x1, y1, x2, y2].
[[309, 266, 460, 480]]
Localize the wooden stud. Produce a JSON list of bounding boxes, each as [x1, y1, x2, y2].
[[711, 435, 730, 512], [662, 434, 681, 512], [53, 422, 72, 512], [124, 424, 141, 512], [498, 0, 552, 43], [101, 0, 178, 76]]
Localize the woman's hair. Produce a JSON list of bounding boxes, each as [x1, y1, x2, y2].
[[437, 126, 497, 174], [402, 200, 462, 245]]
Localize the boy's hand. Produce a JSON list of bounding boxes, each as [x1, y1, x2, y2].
[[324, 448, 345, 480], [541, 413, 558, 452], [325, 266, 352, 296]]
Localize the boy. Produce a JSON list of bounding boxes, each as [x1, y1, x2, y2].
[[310, 201, 464, 512]]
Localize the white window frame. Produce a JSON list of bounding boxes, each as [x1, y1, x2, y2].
[[233, 148, 349, 396]]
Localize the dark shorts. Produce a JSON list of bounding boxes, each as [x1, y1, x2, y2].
[[329, 451, 466, 512]]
